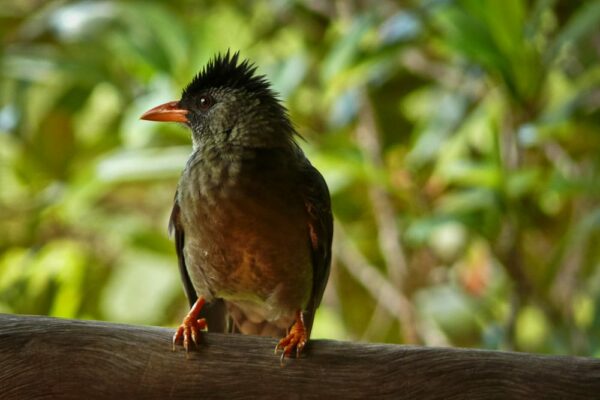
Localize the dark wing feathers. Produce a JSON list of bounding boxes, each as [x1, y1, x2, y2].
[[169, 198, 197, 307], [300, 162, 333, 334]]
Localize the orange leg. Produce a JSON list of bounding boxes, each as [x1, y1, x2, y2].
[[173, 297, 207, 352], [275, 310, 308, 363]]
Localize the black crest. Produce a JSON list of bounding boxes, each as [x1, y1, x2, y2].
[[182, 51, 274, 99]]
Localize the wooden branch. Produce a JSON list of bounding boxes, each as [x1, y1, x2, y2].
[[1, 314, 599, 399]]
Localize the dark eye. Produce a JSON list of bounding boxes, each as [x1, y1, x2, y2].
[[198, 94, 214, 110]]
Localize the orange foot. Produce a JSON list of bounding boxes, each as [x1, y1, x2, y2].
[[173, 297, 207, 353], [275, 310, 308, 364]]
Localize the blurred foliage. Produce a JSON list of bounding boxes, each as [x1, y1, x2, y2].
[[1, 0, 599, 356]]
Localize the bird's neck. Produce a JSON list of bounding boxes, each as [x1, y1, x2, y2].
[[180, 143, 301, 204], [192, 122, 297, 152]]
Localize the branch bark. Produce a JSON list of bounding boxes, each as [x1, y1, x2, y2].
[[1, 314, 599, 400]]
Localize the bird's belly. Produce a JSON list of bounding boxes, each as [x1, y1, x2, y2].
[[180, 184, 312, 321]]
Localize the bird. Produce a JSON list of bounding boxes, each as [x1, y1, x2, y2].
[[140, 51, 332, 361]]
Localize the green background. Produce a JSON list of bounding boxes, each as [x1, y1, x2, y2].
[[1, 0, 599, 356]]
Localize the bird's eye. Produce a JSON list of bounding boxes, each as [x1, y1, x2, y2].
[[198, 94, 214, 110]]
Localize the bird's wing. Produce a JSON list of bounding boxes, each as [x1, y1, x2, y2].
[[299, 161, 333, 334], [169, 194, 228, 332], [169, 196, 198, 307]]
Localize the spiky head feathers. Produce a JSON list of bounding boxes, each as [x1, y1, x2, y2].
[[182, 51, 274, 101]]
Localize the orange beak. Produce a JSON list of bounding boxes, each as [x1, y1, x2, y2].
[[140, 101, 188, 123]]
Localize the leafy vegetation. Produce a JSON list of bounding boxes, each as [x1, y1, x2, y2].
[[1, 0, 599, 355]]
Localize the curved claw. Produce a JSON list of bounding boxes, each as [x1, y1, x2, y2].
[[173, 318, 207, 352], [172, 297, 207, 354], [275, 310, 307, 365]]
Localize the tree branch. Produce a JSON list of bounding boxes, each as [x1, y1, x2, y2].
[[1, 314, 599, 399]]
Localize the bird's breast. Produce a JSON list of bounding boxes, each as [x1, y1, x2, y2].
[[178, 148, 313, 320]]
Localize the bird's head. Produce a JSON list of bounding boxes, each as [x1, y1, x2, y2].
[[141, 51, 294, 149]]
